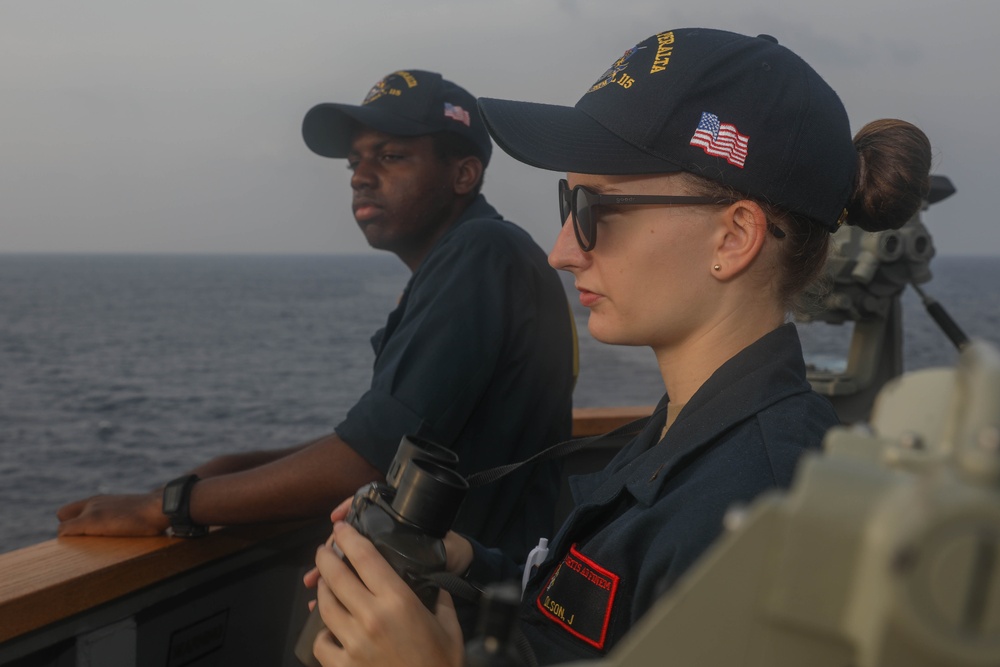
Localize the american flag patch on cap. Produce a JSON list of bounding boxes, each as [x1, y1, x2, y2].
[[689, 112, 749, 168], [444, 102, 471, 126]]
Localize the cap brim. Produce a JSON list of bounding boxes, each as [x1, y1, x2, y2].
[[477, 97, 682, 175], [302, 103, 439, 158]]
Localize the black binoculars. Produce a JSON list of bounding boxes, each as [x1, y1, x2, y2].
[[294, 435, 469, 665]]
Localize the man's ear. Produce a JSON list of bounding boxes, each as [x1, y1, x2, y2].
[[452, 156, 484, 196], [710, 200, 768, 279]]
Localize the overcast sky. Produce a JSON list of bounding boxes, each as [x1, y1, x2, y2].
[[2, 0, 997, 257]]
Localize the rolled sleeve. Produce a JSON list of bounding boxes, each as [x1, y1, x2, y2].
[[335, 389, 426, 473], [335, 221, 510, 471]]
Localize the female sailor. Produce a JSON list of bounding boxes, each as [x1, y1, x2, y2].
[[308, 27, 932, 666]]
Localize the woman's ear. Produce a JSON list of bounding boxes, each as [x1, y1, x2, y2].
[[710, 200, 768, 279], [452, 156, 484, 196]]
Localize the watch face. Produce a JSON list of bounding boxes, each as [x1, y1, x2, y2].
[[162, 476, 207, 537], [163, 484, 184, 513]]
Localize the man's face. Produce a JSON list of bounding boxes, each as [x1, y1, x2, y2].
[[346, 128, 458, 269]]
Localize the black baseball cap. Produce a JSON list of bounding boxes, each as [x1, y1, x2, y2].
[[303, 69, 493, 166], [478, 29, 857, 231]]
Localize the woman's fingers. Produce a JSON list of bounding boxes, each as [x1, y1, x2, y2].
[[303, 565, 320, 589], [433, 590, 466, 653], [442, 531, 474, 575], [305, 497, 353, 592], [315, 539, 374, 615], [310, 522, 465, 667], [330, 497, 353, 523], [330, 521, 415, 602], [312, 577, 350, 666]]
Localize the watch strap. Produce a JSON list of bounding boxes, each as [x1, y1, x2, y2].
[[162, 474, 209, 538]]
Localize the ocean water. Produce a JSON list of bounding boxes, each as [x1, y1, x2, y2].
[[1, 253, 998, 555]]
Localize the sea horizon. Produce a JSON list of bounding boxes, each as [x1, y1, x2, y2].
[[2, 253, 999, 554]]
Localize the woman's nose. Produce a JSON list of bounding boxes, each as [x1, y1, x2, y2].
[[548, 213, 586, 271]]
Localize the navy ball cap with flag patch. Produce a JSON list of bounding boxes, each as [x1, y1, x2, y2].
[[304, 69, 492, 166], [478, 29, 857, 232]]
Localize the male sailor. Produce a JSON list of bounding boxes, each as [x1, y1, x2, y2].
[[58, 70, 576, 561]]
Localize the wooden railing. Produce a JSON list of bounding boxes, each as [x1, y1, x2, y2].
[[0, 522, 318, 645], [0, 406, 653, 648]]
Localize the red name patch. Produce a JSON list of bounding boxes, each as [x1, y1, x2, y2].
[[535, 543, 620, 650]]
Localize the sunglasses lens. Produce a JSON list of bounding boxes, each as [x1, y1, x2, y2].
[[558, 181, 596, 250], [558, 181, 571, 227], [574, 188, 594, 250]]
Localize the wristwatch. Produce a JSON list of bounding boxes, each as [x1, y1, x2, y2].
[[162, 474, 209, 537]]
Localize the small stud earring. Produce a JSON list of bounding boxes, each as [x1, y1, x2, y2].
[[713, 264, 721, 271]]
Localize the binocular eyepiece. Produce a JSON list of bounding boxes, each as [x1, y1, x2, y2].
[[384, 435, 467, 537]]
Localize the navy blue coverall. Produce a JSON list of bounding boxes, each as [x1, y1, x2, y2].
[[336, 195, 576, 560], [467, 323, 838, 663]]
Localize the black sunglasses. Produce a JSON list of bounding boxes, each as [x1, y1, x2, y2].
[[558, 179, 784, 251]]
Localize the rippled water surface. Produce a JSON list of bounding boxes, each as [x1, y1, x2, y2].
[[1, 253, 997, 554]]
